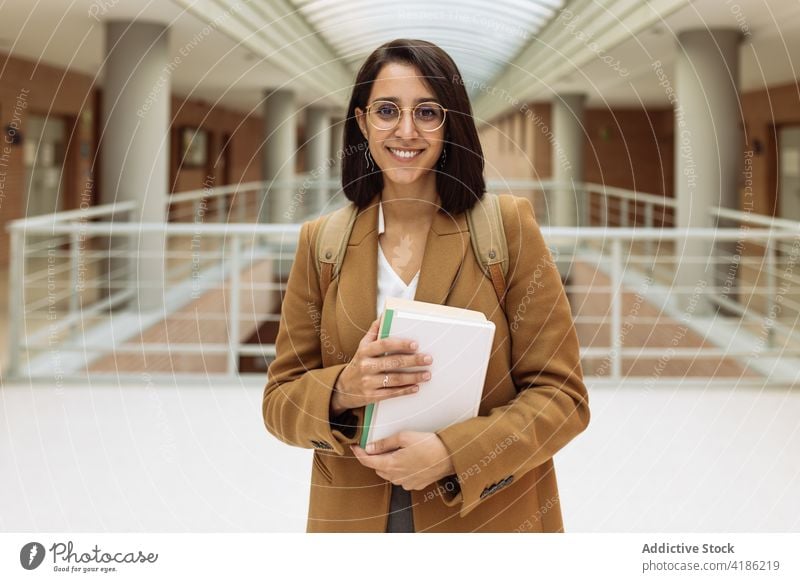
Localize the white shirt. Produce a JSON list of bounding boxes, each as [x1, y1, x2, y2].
[[375, 198, 421, 527], [375, 199, 420, 317]]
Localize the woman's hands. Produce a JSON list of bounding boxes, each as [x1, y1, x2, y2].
[[351, 431, 456, 491], [334, 320, 450, 490], [330, 318, 433, 416]]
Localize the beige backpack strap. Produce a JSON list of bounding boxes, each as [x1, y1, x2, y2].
[[467, 192, 509, 306], [314, 203, 358, 299]]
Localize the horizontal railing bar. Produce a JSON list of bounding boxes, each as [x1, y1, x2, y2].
[[18, 284, 800, 301], [568, 315, 799, 324], [23, 283, 93, 311], [574, 258, 800, 268], [5, 200, 138, 231], [562, 285, 796, 293], [583, 182, 677, 208], [22, 313, 283, 323], [23, 257, 82, 282], [22, 249, 296, 261], [713, 207, 800, 231], [18, 223, 304, 235], [239, 345, 277, 357], [17, 235, 73, 254], [706, 293, 800, 338], [26, 249, 287, 260], [167, 210, 229, 219], [20, 281, 289, 293], [21, 373, 787, 386], [16, 250, 792, 265], [67, 250, 288, 264], [19, 342, 796, 359], [15, 223, 800, 240], [21, 342, 276, 355], [21, 282, 289, 298], [23, 288, 136, 345], [24, 311, 794, 328], [168, 182, 265, 204], [579, 347, 797, 357], [23, 265, 130, 310]]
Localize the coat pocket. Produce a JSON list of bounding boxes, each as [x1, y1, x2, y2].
[[312, 452, 334, 483]]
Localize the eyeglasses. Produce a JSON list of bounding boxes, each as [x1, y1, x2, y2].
[[364, 100, 447, 132]]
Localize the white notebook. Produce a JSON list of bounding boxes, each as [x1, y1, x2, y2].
[[359, 296, 496, 448]]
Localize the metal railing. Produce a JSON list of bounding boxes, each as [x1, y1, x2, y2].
[[557, 227, 800, 385], [165, 174, 346, 224], [5, 178, 798, 386], [7, 219, 299, 379], [581, 182, 676, 229], [160, 177, 677, 229]]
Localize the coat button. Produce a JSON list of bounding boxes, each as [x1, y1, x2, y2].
[[325, 250, 332, 259], [488, 249, 496, 259]]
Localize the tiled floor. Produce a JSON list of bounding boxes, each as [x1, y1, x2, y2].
[[568, 260, 762, 378], [0, 377, 797, 532]]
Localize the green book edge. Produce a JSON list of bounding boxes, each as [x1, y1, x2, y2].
[[359, 308, 395, 448]]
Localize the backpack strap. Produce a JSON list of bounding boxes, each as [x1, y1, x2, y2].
[[466, 192, 509, 306], [314, 202, 359, 299], [313, 193, 511, 307]]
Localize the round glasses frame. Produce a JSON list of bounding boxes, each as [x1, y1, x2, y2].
[[364, 100, 448, 132]]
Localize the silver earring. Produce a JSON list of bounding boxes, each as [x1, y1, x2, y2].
[[364, 147, 375, 171], [439, 146, 447, 169]]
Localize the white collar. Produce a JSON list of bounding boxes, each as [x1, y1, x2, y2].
[[378, 198, 385, 235]]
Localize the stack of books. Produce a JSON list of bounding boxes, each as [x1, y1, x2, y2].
[[360, 296, 496, 448]]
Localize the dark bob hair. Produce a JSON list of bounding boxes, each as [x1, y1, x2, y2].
[[341, 38, 486, 215]]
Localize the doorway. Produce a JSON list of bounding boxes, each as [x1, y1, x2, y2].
[[24, 114, 67, 218], [778, 125, 800, 221]]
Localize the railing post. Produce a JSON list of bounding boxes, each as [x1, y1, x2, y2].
[[127, 227, 137, 310], [7, 228, 23, 379], [69, 229, 81, 336], [580, 186, 589, 227], [216, 192, 226, 223], [645, 202, 655, 275], [610, 238, 623, 380], [620, 199, 629, 228], [765, 238, 777, 349], [237, 188, 246, 224], [227, 235, 242, 375]]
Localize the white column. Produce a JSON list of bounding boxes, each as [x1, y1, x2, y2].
[[305, 106, 332, 216], [552, 93, 586, 227], [101, 20, 170, 312], [673, 28, 742, 314], [330, 116, 345, 176], [261, 88, 297, 223]]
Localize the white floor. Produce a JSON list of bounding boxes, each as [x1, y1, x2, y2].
[[0, 377, 798, 532]]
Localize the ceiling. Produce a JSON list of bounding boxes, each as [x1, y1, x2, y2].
[[551, 0, 800, 110], [1, 0, 799, 126], [287, 0, 564, 91]]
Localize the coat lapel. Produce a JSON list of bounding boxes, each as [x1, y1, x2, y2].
[[335, 194, 470, 359]]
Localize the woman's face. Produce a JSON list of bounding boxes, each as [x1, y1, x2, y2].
[[355, 62, 446, 187]]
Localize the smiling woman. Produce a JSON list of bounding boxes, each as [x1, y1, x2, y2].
[[262, 38, 590, 533], [343, 41, 486, 216]]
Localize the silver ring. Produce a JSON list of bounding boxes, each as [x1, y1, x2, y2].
[[382, 374, 389, 388]]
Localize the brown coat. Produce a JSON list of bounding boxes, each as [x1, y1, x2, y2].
[[262, 193, 590, 532]]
